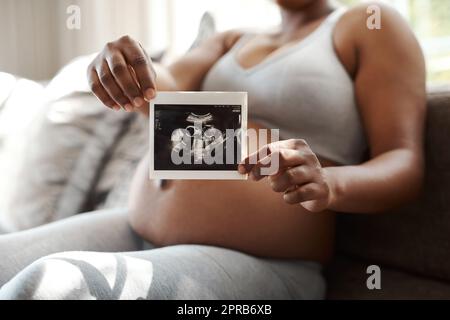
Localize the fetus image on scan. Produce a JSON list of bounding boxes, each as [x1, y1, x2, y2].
[[153, 104, 242, 171], [171, 112, 227, 164]]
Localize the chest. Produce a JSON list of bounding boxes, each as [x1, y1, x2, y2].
[[235, 19, 357, 79]]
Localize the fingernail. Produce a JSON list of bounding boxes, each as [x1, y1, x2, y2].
[[125, 104, 133, 112], [112, 105, 121, 111], [133, 97, 144, 107], [144, 88, 155, 101]]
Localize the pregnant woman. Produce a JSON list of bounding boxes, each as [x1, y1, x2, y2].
[[0, 0, 425, 299]]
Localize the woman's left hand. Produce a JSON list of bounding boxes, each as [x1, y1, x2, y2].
[[238, 139, 333, 212]]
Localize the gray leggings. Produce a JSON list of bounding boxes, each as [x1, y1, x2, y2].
[[0, 208, 325, 299]]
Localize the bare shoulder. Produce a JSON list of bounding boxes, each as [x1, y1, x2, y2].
[[340, 2, 407, 26], [334, 2, 425, 78]]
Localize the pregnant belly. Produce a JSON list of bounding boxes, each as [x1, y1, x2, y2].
[[128, 155, 335, 263]]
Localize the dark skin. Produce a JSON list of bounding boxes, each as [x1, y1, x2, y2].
[[87, 0, 426, 261]]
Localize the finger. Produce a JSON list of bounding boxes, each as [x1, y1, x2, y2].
[[283, 183, 321, 205], [120, 39, 157, 101], [249, 149, 308, 180], [268, 166, 312, 193], [106, 51, 145, 109], [272, 139, 317, 166], [97, 60, 133, 111], [238, 139, 310, 174], [88, 69, 120, 110], [238, 143, 273, 175], [128, 66, 150, 112], [260, 139, 309, 153]]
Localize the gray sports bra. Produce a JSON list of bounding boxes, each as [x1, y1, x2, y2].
[[201, 8, 367, 165]]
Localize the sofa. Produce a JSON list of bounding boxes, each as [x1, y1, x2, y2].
[[1, 60, 449, 298], [326, 85, 450, 299]]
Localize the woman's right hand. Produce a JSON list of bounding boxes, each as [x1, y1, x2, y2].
[[87, 35, 157, 112]]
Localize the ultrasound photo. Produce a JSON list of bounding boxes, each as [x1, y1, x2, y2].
[[153, 104, 242, 171], [149, 91, 247, 180]]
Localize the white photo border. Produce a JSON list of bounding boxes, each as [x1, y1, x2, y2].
[[149, 91, 248, 180]]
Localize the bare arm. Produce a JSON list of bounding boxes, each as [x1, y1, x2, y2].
[[241, 4, 426, 214], [87, 31, 242, 115], [325, 4, 426, 213]]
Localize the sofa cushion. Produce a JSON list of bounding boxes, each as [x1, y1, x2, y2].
[[52, 94, 133, 219], [90, 113, 148, 211], [0, 89, 130, 230], [0, 52, 139, 231], [336, 87, 450, 282], [0, 44, 163, 230], [0, 75, 47, 231], [326, 255, 450, 299]]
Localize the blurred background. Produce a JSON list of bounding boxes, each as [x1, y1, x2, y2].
[[1, 3, 450, 296], [0, 0, 449, 84]]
